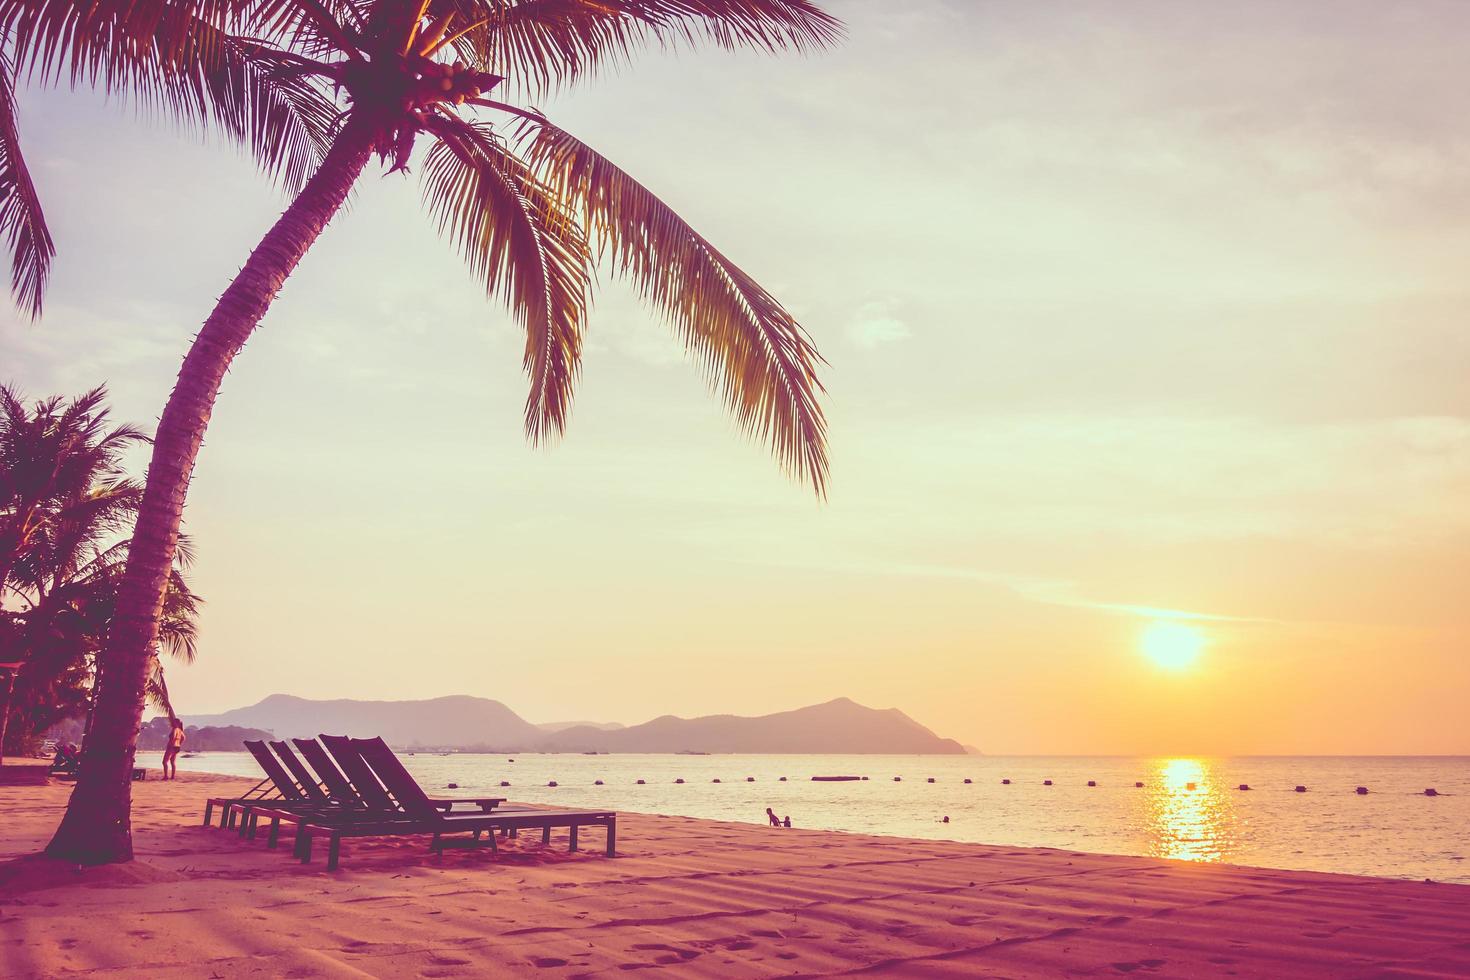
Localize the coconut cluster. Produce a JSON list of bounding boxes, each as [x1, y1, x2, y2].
[[402, 56, 502, 111]]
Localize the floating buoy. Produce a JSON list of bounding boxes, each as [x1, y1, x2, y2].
[[1238, 784, 1250, 791], [675, 778, 684, 784], [1087, 780, 1096, 787], [712, 778, 721, 783], [446, 782, 458, 789], [747, 777, 755, 782], [779, 776, 788, 782], [1002, 778, 1011, 785], [861, 776, 869, 781], [508, 759, 514, 763], [1356, 786, 1368, 795], [1186, 782, 1196, 791], [927, 777, 936, 783], [594, 779, 604, 786], [1043, 780, 1052, 786], [894, 776, 902, 782], [1295, 785, 1307, 793], [1135, 782, 1144, 788], [942, 815, 950, 823], [963, 778, 972, 784], [1425, 788, 1439, 797], [547, 780, 557, 787], [636, 779, 645, 785]]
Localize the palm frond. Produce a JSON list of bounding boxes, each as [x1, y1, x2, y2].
[[205, 37, 340, 192], [422, 117, 590, 440], [519, 118, 827, 493], [464, 0, 840, 94], [0, 51, 54, 317], [0, 0, 339, 194]]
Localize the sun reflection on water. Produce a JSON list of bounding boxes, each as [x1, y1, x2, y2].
[[1145, 758, 1237, 863]]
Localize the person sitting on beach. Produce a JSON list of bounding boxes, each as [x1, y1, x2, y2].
[[766, 807, 781, 827], [162, 718, 186, 780], [50, 742, 79, 774]]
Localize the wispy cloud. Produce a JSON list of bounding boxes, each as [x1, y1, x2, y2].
[[846, 301, 912, 350], [735, 553, 1273, 625]]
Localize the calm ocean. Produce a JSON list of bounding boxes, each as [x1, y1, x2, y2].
[[177, 752, 1469, 884]]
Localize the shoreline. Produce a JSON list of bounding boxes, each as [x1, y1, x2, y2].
[[4, 769, 1469, 977]]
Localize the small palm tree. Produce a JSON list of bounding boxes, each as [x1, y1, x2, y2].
[[1, 0, 838, 862], [0, 386, 199, 761]]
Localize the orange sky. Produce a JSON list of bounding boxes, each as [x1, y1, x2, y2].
[[6, 1, 1469, 753]]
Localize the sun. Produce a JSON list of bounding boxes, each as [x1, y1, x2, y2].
[[1141, 620, 1204, 670]]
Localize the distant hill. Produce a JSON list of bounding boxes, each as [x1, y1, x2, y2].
[[538, 698, 966, 754], [183, 694, 546, 749], [184, 694, 964, 754], [535, 720, 626, 734]]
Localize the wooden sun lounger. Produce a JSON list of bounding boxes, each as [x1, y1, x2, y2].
[[203, 741, 307, 828], [317, 734, 504, 813], [293, 737, 616, 870]]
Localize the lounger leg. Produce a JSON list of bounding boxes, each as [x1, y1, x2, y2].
[[327, 833, 341, 872], [472, 829, 482, 841], [569, 825, 578, 853], [542, 826, 551, 845], [223, 805, 234, 829], [299, 829, 313, 864], [606, 819, 616, 857], [431, 832, 442, 862], [247, 812, 260, 840], [267, 817, 280, 849], [203, 802, 213, 826]]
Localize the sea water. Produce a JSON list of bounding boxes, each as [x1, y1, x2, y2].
[[176, 753, 1470, 883]]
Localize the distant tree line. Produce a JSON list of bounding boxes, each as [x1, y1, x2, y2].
[[135, 719, 272, 752]]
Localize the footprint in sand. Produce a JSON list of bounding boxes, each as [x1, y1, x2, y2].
[[532, 957, 569, 968], [630, 944, 700, 961]]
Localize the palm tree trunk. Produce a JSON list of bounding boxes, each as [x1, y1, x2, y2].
[[44, 116, 377, 864]]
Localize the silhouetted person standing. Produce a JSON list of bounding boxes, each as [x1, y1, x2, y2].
[[162, 718, 185, 780], [766, 807, 781, 827]]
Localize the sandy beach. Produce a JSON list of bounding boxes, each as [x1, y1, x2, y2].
[[0, 768, 1466, 978]]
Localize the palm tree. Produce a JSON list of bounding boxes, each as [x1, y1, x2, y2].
[[0, 386, 200, 761], [5, 0, 837, 863]]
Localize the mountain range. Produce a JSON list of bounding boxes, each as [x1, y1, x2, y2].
[[183, 695, 967, 754]]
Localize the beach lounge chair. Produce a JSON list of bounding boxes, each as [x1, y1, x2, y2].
[[291, 737, 364, 806], [317, 734, 504, 813], [202, 741, 309, 828], [293, 737, 616, 870]]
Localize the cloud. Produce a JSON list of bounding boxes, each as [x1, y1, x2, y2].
[[846, 302, 912, 350]]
